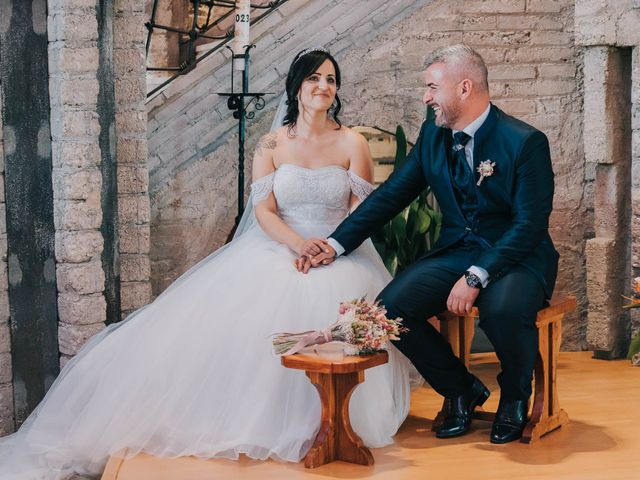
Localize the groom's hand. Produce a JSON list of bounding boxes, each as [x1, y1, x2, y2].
[[447, 276, 480, 315], [310, 242, 337, 268]]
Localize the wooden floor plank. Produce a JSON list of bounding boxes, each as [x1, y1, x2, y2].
[[103, 352, 640, 480]]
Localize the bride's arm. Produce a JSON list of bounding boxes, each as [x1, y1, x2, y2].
[[347, 131, 375, 210], [252, 132, 323, 256]]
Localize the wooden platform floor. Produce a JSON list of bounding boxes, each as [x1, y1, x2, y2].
[[103, 352, 640, 480]]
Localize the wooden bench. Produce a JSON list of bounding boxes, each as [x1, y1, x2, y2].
[[281, 349, 388, 468], [432, 295, 577, 443]]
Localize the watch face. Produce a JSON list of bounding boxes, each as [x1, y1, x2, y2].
[[465, 272, 481, 288]]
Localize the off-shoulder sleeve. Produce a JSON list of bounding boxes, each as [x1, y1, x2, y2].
[[250, 172, 275, 206], [347, 169, 375, 202]]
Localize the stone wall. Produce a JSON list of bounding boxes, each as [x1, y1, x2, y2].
[[48, 0, 151, 370], [0, 75, 13, 436], [147, 0, 587, 349], [49, 0, 108, 365], [114, 0, 152, 317], [147, 0, 428, 294], [575, 0, 639, 356], [340, 0, 585, 348]]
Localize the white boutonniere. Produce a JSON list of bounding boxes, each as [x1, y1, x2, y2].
[[476, 160, 496, 186]]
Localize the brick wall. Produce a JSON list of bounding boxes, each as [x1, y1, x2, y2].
[[147, 0, 587, 349], [146, 0, 429, 294], [338, 0, 584, 348]]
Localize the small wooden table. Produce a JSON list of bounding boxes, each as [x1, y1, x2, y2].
[[281, 349, 388, 468]]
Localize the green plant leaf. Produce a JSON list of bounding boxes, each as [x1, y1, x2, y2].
[[394, 125, 408, 170], [628, 331, 640, 359]]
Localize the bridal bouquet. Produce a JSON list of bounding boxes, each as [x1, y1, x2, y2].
[[272, 297, 407, 356]]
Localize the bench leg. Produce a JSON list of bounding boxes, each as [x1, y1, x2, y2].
[[304, 371, 373, 468], [522, 314, 569, 443]]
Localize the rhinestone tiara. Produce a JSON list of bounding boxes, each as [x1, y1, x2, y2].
[[294, 46, 330, 63]]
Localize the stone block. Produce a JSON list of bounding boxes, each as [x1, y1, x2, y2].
[[488, 64, 537, 81], [0, 262, 7, 291], [538, 63, 577, 78], [50, 110, 101, 140], [462, 30, 531, 47], [58, 292, 106, 325], [529, 31, 573, 46], [113, 15, 147, 46], [526, 0, 566, 13], [117, 165, 148, 195], [118, 194, 150, 224], [48, 12, 99, 43], [48, 0, 97, 12], [0, 383, 14, 436], [492, 98, 537, 115], [58, 322, 105, 356], [113, 48, 146, 75], [0, 291, 9, 323], [56, 261, 105, 295], [115, 110, 147, 135], [614, 7, 640, 46], [117, 138, 148, 165], [461, 0, 525, 14], [49, 76, 99, 107], [55, 229, 104, 263], [120, 254, 151, 282], [0, 320, 9, 353], [52, 168, 102, 201], [120, 281, 152, 311], [496, 14, 564, 31], [504, 46, 574, 63], [119, 224, 150, 254], [114, 0, 145, 14], [585, 237, 628, 352], [48, 46, 99, 75], [54, 199, 102, 230], [0, 352, 11, 383], [52, 141, 102, 169], [114, 76, 146, 106]]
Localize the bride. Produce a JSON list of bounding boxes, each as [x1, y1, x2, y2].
[[0, 47, 417, 479]]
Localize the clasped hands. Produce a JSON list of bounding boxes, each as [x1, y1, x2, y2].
[[294, 238, 336, 274], [293, 238, 480, 315]]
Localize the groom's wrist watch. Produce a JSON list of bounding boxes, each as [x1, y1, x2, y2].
[[464, 270, 483, 289]]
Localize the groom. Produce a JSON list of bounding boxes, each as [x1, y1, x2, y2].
[[308, 44, 559, 444]]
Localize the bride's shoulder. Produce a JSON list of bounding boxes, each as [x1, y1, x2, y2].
[[334, 125, 368, 150]]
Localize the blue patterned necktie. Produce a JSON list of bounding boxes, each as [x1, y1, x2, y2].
[[452, 131, 472, 189]]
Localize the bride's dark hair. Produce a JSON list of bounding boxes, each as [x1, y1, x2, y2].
[[283, 49, 342, 132]]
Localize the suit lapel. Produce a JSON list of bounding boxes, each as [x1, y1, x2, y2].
[[472, 104, 499, 175]]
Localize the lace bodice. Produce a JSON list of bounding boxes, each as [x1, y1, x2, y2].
[[250, 164, 374, 227]]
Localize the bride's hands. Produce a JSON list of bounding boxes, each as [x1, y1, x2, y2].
[[295, 238, 330, 257]]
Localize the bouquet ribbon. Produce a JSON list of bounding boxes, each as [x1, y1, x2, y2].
[[279, 325, 336, 356]]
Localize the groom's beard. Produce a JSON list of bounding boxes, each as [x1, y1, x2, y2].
[[434, 101, 462, 129]]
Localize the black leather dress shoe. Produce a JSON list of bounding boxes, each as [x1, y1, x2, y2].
[[435, 376, 490, 438], [490, 398, 529, 444]]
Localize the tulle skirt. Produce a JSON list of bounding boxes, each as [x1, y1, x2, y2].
[[0, 222, 418, 479]]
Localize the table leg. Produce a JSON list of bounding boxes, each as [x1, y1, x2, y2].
[[304, 370, 374, 468]]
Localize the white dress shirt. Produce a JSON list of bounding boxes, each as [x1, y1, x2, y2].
[[328, 103, 492, 287]]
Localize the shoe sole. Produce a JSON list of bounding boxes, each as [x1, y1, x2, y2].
[[489, 431, 525, 444], [435, 386, 491, 439]]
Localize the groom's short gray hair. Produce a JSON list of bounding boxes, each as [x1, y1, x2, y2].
[[424, 44, 489, 92]]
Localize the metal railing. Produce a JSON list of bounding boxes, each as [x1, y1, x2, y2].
[[145, 0, 289, 98]]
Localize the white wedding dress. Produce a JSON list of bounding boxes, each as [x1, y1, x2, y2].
[[0, 163, 417, 479]]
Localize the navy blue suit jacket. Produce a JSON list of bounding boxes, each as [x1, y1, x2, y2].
[[332, 104, 559, 298]]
